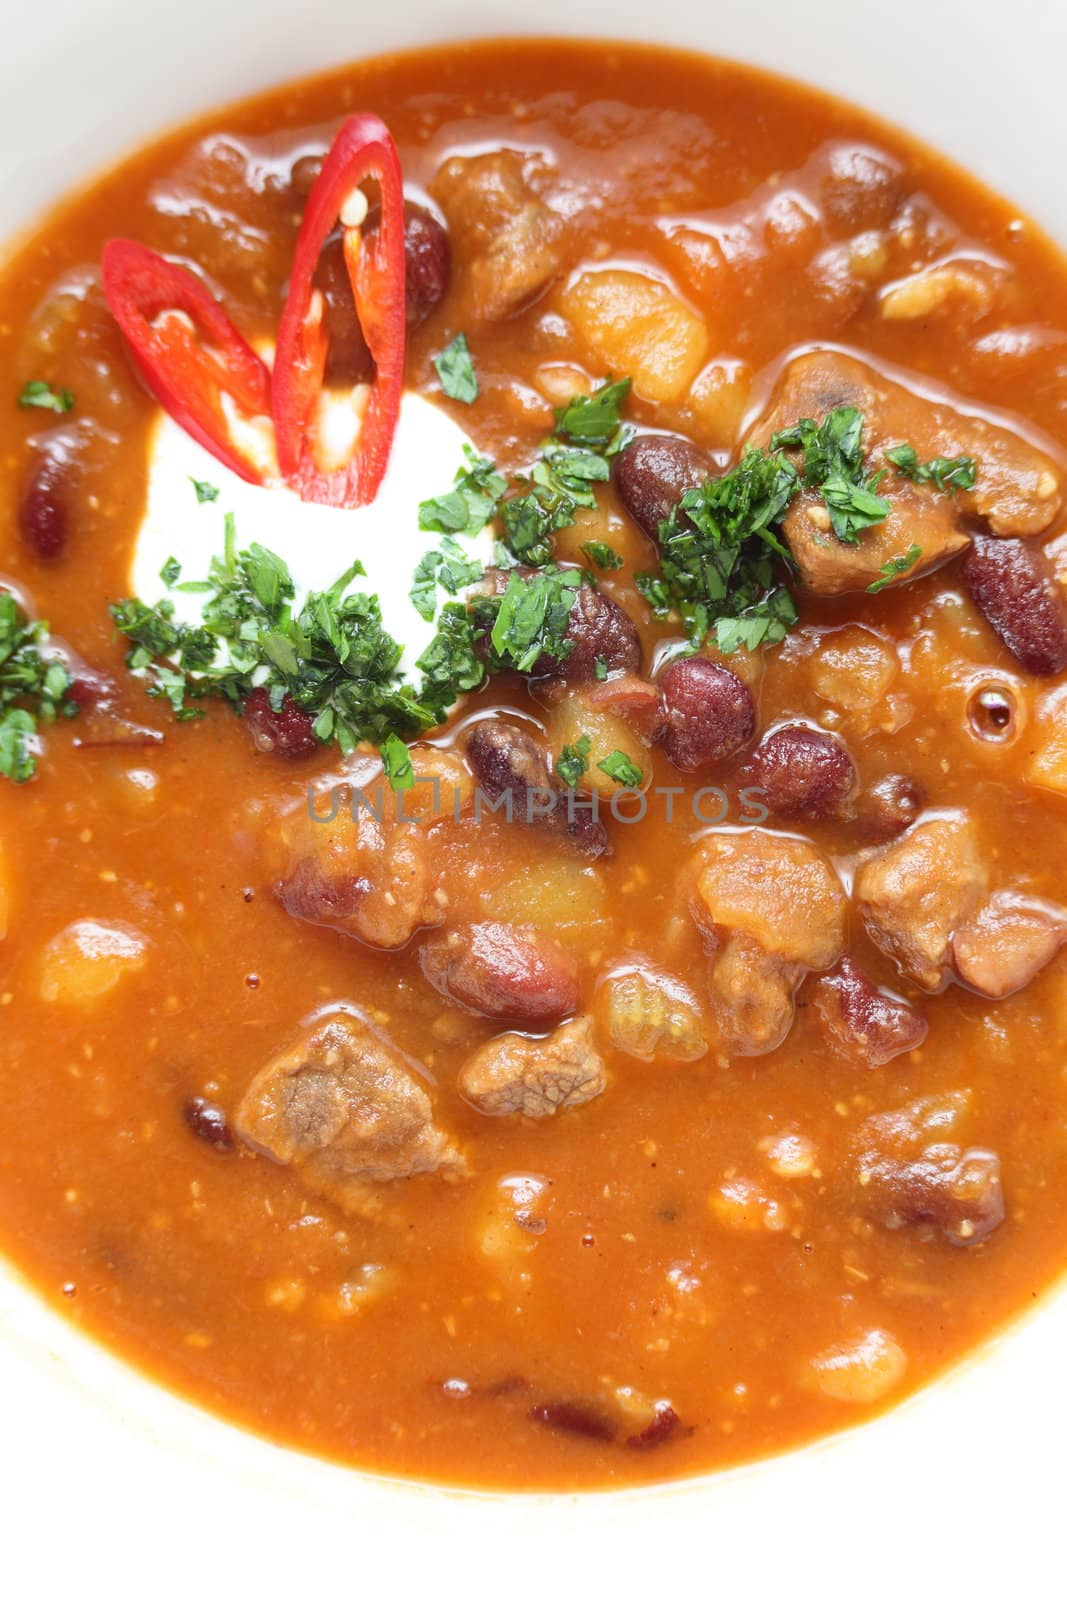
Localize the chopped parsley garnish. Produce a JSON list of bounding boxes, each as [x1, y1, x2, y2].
[[637, 444, 799, 653], [159, 556, 183, 588], [593, 656, 608, 681], [418, 447, 507, 538], [866, 543, 924, 594], [415, 602, 485, 718], [580, 540, 624, 571], [884, 443, 978, 493], [556, 734, 592, 789], [554, 378, 633, 453], [18, 379, 75, 414], [380, 731, 415, 792], [771, 407, 891, 544], [597, 749, 644, 788], [112, 524, 453, 759], [487, 567, 581, 673], [410, 539, 484, 622], [0, 592, 77, 782], [190, 477, 220, 503], [433, 333, 479, 405]]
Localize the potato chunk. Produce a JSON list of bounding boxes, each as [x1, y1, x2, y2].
[[38, 919, 148, 1004], [1026, 686, 1067, 798], [804, 1329, 908, 1404], [600, 965, 708, 1063], [693, 830, 847, 971], [558, 267, 709, 403]]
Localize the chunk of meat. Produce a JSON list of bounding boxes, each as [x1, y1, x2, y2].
[[813, 956, 927, 1067], [854, 816, 989, 991], [853, 1094, 1004, 1246], [465, 718, 609, 858], [613, 432, 712, 541], [235, 1015, 465, 1212], [693, 830, 847, 970], [459, 1014, 605, 1118], [275, 790, 442, 950], [745, 351, 1063, 594], [692, 830, 847, 1058], [420, 922, 580, 1024], [740, 723, 857, 820], [953, 892, 1067, 998], [963, 533, 1067, 677], [432, 151, 562, 321]]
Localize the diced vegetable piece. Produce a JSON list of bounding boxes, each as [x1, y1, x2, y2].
[[548, 695, 648, 801], [1026, 686, 1067, 797], [600, 966, 707, 1063], [558, 268, 709, 403], [38, 918, 148, 1004], [804, 1329, 908, 1404]]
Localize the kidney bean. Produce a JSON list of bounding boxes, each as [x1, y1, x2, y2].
[[964, 533, 1067, 677], [466, 719, 609, 859], [860, 774, 923, 841], [528, 1399, 617, 1442], [243, 688, 319, 758], [813, 956, 928, 1067], [183, 1096, 234, 1151], [20, 441, 74, 560], [66, 668, 165, 749], [742, 723, 857, 819], [401, 205, 451, 325], [818, 143, 905, 236], [659, 656, 755, 771], [626, 1404, 685, 1451], [533, 583, 642, 686], [420, 921, 580, 1024], [613, 433, 712, 541]]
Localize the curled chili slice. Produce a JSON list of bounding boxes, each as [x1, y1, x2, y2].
[[272, 113, 407, 508], [101, 239, 273, 485]]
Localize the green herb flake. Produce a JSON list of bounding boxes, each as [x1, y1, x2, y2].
[[419, 446, 508, 538], [18, 380, 75, 414], [866, 543, 923, 594], [410, 539, 484, 621], [597, 749, 644, 788], [159, 556, 183, 588], [380, 732, 415, 792], [0, 591, 77, 782], [556, 733, 592, 789], [488, 567, 581, 673], [190, 478, 220, 503], [433, 333, 479, 405], [554, 378, 633, 454], [580, 540, 624, 571], [885, 443, 978, 493]]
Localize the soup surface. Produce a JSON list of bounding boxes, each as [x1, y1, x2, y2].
[[2, 38, 1067, 1490]]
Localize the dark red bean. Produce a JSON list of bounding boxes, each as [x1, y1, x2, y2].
[[243, 688, 319, 758], [659, 657, 755, 771], [66, 668, 165, 749], [860, 774, 923, 841], [183, 1097, 234, 1151], [419, 922, 580, 1024], [742, 723, 857, 820], [528, 1400, 617, 1443], [813, 956, 928, 1067], [613, 433, 711, 541], [964, 533, 1067, 677], [20, 442, 73, 560], [465, 719, 609, 858], [401, 205, 451, 326], [626, 1404, 686, 1451], [533, 583, 641, 685]]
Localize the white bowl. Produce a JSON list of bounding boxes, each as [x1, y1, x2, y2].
[[3, 3, 1064, 1593]]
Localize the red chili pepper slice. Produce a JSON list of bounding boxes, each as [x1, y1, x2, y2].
[[101, 239, 273, 484], [272, 113, 407, 508]]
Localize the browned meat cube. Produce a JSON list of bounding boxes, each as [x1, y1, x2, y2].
[[852, 1093, 1004, 1247], [812, 955, 927, 1067], [854, 816, 989, 991], [458, 1015, 606, 1118], [235, 1015, 466, 1213], [691, 830, 847, 1057], [745, 351, 1062, 594], [953, 892, 1067, 999], [432, 151, 563, 321]]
